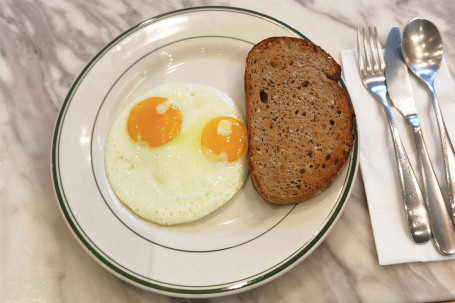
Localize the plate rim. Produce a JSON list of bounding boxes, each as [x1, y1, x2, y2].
[[51, 5, 359, 297]]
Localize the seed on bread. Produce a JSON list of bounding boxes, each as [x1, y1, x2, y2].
[[244, 37, 355, 204]]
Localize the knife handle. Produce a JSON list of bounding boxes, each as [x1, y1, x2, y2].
[[379, 102, 431, 244], [407, 116, 455, 255]]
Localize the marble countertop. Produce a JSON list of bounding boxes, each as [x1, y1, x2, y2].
[[2, 0, 455, 302]]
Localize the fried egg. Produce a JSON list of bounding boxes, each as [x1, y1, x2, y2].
[[104, 83, 248, 225]]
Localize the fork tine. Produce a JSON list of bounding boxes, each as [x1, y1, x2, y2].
[[357, 29, 365, 74], [362, 28, 372, 73], [374, 27, 385, 71], [369, 27, 379, 72]]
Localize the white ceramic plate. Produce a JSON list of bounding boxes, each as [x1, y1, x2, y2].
[[52, 6, 358, 298]]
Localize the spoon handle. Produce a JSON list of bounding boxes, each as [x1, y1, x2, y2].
[[429, 86, 455, 224], [408, 117, 455, 254]]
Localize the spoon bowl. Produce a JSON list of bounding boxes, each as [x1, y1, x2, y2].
[[402, 18, 443, 84]]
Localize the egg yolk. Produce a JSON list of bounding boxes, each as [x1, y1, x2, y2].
[[201, 117, 248, 162], [127, 97, 182, 147]]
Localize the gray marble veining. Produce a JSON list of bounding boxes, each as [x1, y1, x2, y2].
[[2, 0, 455, 302]]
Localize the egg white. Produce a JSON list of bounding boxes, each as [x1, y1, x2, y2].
[[104, 83, 248, 225]]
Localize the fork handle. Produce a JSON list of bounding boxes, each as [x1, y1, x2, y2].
[[381, 104, 431, 244], [407, 116, 455, 254]]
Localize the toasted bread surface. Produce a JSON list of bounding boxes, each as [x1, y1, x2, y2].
[[244, 37, 354, 204]]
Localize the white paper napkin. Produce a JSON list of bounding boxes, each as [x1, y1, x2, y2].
[[341, 49, 455, 265]]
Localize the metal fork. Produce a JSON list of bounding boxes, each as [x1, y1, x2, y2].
[[357, 27, 431, 244]]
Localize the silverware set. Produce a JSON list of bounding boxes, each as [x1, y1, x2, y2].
[[357, 19, 455, 255]]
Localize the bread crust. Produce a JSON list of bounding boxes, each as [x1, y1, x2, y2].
[[244, 37, 355, 204]]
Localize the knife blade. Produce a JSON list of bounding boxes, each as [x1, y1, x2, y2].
[[384, 27, 416, 117], [385, 26, 455, 255]]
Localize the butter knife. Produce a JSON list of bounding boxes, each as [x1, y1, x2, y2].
[[385, 26, 455, 255]]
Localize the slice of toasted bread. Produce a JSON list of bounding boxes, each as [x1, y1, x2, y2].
[[244, 37, 355, 204]]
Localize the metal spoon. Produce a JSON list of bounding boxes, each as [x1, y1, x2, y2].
[[402, 18, 455, 228]]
